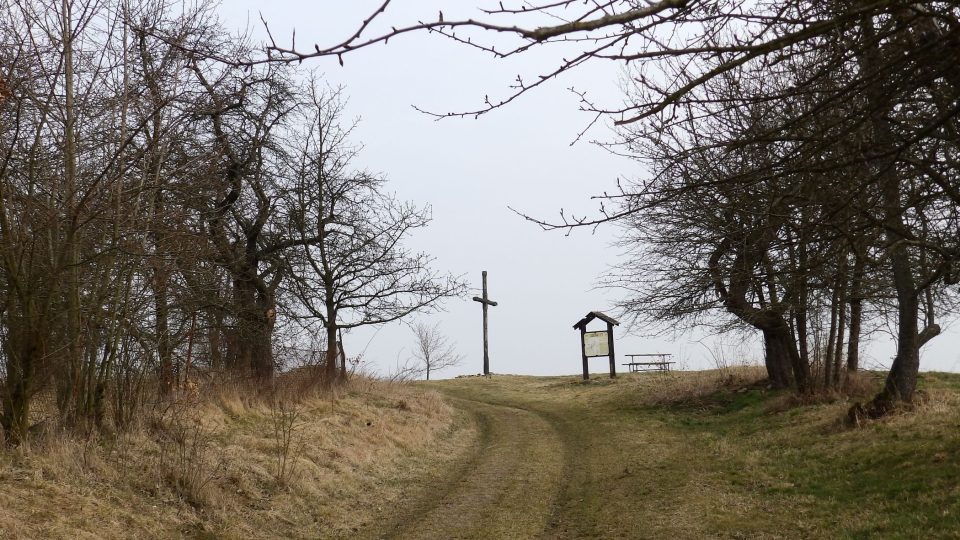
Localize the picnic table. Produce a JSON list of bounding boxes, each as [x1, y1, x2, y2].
[[623, 353, 674, 373]]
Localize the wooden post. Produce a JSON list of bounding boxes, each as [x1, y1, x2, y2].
[[607, 321, 616, 379], [581, 326, 589, 380], [472, 271, 498, 376], [482, 271, 489, 375]]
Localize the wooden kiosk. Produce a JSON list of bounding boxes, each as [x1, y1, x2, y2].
[[573, 311, 619, 380]]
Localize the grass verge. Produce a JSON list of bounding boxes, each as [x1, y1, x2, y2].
[[0, 377, 474, 539]]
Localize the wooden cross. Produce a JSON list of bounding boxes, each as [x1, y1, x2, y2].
[[472, 270, 498, 375]]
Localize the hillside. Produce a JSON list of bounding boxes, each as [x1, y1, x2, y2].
[[0, 379, 475, 539], [1, 369, 959, 539]]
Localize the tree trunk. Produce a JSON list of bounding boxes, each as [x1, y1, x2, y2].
[[244, 318, 274, 381], [846, 258, 864, 374], [338, 330, 347, 380], [155, 270, 173, 394], [859, 15, 929, 416], [322, 287, 342, 385], [1, 322, 39, 446], [824, 281, 839, 390], [59, 0, 84, 429], [324, 322, 339, 384], [870, 265, 920, 413], [865, 156, 940, 414], [209, 311, 223, 371], [710, 238, 808, 391], [761, 326, 795, 389], [795, 238, 810, 372], [794, 300, 810, 378], [232, 276, 275, 381], [832, 274, 847, 388]]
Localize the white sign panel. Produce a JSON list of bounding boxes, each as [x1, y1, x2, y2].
[[584, 331, 609, 357]]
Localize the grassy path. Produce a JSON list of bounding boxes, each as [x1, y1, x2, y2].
[[374, 397, 565, 540], [377, 371, 960, 540]]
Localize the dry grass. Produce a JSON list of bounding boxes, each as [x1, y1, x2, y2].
[[5, 368, 957, 539], [430, 369, 960, 539], [0, 376, 472, 539]]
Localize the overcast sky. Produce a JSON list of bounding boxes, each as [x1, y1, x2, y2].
[[219, 1, 960, 378]]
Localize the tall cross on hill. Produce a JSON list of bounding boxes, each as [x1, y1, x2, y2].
[[472, 270, 498, 376]]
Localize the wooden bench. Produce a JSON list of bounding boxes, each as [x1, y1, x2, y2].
[[623, 353, 674, 373]]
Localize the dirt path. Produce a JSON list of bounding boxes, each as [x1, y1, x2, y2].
[[365, 372, 960, 539], [377, 397, 566, 540]]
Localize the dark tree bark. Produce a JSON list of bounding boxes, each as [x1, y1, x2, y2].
[[858, 14, 942, 415], [233, 274, 276, 380], [324, 319, 338, 383], [846, 257, 865, 375], [824, 279, 839, 390], [832, 268, 848, 388], [154, 267, 173, 393], [709, 236, 806, 391], [1, 317, 43, 445], [793, 238, 811, 376], [761, 326, 799, 390]]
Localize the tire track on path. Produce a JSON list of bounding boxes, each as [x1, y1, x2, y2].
[[382, 397, 566, 540]]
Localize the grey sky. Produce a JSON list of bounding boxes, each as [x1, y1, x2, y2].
[[220, 1, 960, 378]]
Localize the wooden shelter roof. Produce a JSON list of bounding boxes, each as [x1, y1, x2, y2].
[[572, 311, 620, 330]]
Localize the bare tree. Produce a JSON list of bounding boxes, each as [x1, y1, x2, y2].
[[0, 0, 470, 446], [260, 1, 960, 413], [0, 0, 167, 440], [186, 57, 296, 382], [282, 84, 465, 384], [410, 321, 463, 381]]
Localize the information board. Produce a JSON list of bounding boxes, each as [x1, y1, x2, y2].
[[583, 331, 609, 357]]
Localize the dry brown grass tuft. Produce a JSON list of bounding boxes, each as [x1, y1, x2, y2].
[[841, 370, 884, 398], [0, 375, 466, 539], [629, 366, 769, 407], [913, 387, 960, 415], [765, 386, 859, 414]]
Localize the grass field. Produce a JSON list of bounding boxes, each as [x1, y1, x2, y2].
[[1, 368, 958, 539], [421, 368, 960, 539]]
